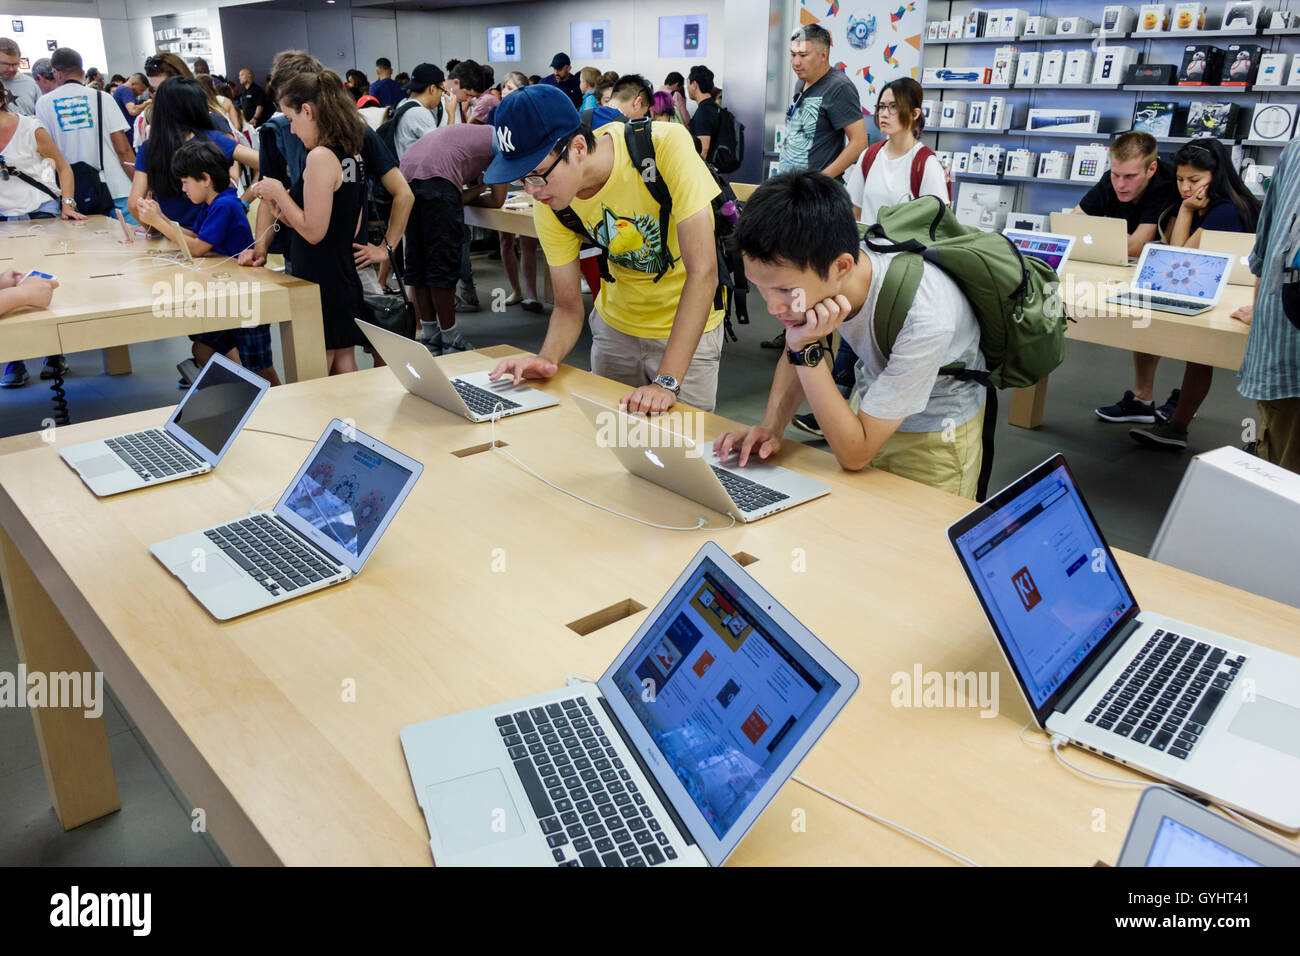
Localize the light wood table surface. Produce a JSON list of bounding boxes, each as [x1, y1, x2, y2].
[[0, 215, 327, 385], [3, 346, 1297, 866], [463, 195, 552, 303], [1009, 260, 1254, 428]]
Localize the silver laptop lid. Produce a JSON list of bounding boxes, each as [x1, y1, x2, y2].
[[1118, 787, 1300, 866], [1130, 244, 1234, 304], [162, 352, 270, 467], [597, 542, 859, 866], [272, 419, 424, 575]]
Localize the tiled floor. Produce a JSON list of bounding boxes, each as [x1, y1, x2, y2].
[[0, 255, 1258, 865]]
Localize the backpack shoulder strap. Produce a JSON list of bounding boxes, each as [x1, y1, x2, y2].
[[910, 145, 935, 199], [874, 252, 924, 361], [860, 140, 886, 179], [624, 117, 674, 281]]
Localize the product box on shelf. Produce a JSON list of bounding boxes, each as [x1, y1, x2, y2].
[[1064, 49, 1095, 83], [1179, 45, 1223, 84], [1024, 15, 1057, 35], [953, 151, 972, 173], [1027, 107, 1102, 132], [1132, 100, 1179, 135], [954, 181, 1017, 231], [936, 150, 954, 172], [1008, 211, 1049, 230], [965, 9, 989, 37], [1038, 150, 1072, 178], [1247, 102, 1298, 142], [987, 96, 1011, 129], [1093, 46, 1138, 84], [1222, 1, 1272, 31], [921, 99, 937, 125], [1126, 63, 1178, 84], [1243, 163, 1273, 194], [1137, 4, 1172, 31], [1071, 144, 1110, 181], [1017, 51, 1043, 85], [996, 9, 1028, 35], [1267, 10, 1293, 29], [1171, 2, 1208, 31], [949, 19, 964, 39], [1256, 53, 1288, 87], [1102, 6, 1139, 33], [1040, 50, 1067, 84], [1056, 16, 1096, 34], [940, 99, 970, 127], [1222, 44, 1265, 85], [930, 67, 994, 85], [1186, 100, 1239, 137], [1006, 148, 1038, 176], [927, 21, 943, 40], [968, 100, 989, 128], [1290, 53, 1300, 87], [992, 46, 1020, 84]]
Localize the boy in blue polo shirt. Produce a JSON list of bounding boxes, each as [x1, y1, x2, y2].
[[137, 139, 277, 383]]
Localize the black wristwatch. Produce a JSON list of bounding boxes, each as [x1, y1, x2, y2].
[[786, 342, 825, 367]]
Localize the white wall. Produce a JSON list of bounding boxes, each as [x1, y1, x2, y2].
[[0, 13, 108, 72]]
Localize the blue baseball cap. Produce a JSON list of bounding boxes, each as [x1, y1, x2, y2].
[[484, 84, 582, 185]]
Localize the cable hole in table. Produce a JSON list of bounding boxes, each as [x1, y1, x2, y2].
[[451, 440, 508, 458], [567, 598, 647, 637]]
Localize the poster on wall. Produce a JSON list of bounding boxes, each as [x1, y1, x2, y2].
[[571, 20, 610, 60], [11, 20, 22, 32], [795, 1, 923, 123], [658, 15, 707, 58], [488, 25, 521, 63]]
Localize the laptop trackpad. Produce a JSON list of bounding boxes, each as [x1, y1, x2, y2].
[[1228, 697, 1300, 761], [425, 769, 525, 855], [77, 454, 129, 478]]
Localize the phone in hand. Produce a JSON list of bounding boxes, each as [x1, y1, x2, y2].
[[23, 270, 55, 281]]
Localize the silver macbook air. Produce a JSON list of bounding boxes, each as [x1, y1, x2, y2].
[[357, 318, 559, 422], [1198, 230, 1256, 286], [151, 419, 422, 620], [1108, 244, 1235, 316], [60, 353, 268, 497], [1003, 228, 1076, 274], [948, 454, 1300, 831], [1117, 787, 1300, 866], [401, 541, 860, 867], [572, 394, 830, 523], [1049, 212, 1135, 266]]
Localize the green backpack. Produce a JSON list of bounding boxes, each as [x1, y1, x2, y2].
[[863, 195, 1069, 390]]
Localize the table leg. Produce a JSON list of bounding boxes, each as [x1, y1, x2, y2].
[[278, 285, 329, 383], [1009, 378, 1048, 429], [0, 526, 120, 829], [102, 346, 132, 376]]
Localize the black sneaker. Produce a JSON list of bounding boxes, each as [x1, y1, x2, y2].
[[791, 413, 823, 438], [40, 355, 69, 379], [1095, 390, 1156, 424], [1130, 420, 1188, 450], [1155, 388, 1180, 423], [760, 329, 786, 350]]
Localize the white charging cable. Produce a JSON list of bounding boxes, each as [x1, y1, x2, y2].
[[487, 402, 737, 532]]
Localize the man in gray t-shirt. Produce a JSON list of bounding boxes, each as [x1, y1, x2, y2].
[[778, 24, 866, 179], [0, 39, 39, 115], [716, 172, 987, 499]]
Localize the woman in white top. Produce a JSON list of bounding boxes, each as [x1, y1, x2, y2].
[[844, 77, 948, 225]]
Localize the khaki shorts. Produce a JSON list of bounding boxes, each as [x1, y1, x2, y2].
[[588, 308, 724, 412], [1257, 397, 1300, 474], [870, 405, 986, 499]]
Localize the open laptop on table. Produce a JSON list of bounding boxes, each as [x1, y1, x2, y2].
[[571, 394, 830, 523], [1107, 243, 1234, 316], [1198, 230, 1256, 287], [356, 318, 559, 422], [1049, 212, 1135, 266], [1117, 787, 1300, 866], [1003, 228, 1076, 274], [151, 418, 422, 620], [60, 353, 268, 496], [948, 454, 1300, 831], [401, 541, 859, 866]]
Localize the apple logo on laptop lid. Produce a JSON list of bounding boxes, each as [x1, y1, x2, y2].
[[1082, 234, 1094, 244], [644, 450, 665, 468], [406, 363, 421, 379]]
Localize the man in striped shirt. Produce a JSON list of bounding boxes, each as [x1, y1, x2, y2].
[[1236, 137, 1300, 473]]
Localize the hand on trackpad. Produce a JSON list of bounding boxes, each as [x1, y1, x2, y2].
[[426, 769, 525, 855], [1228, 697, 1300, 761]]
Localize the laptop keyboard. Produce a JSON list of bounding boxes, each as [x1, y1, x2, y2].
[[105, 429, 202, 481], [202, 513, 342, 596], [496, 697, 678, 867], [711, 465, 789, 513], [1114, 293, 1202, 311], [452, 378, 521, 416], [1087, 629, 1246, 760]]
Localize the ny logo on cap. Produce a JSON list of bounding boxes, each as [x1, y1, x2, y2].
[[496, 126, 515, 154]]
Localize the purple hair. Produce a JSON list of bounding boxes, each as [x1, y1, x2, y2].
[[651, 89, 677, 119]]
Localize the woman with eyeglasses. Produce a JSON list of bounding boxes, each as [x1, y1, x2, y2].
[[1128, 138, 1261, 451], [137, 53, 233, 144], [844, 78, 948, 226]]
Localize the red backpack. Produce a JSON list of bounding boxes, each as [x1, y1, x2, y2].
[[859, 140, 951, 202]]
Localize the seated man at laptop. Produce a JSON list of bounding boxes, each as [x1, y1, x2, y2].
[[714, 171, 986, 498], [1073, 131, 1182, 424]]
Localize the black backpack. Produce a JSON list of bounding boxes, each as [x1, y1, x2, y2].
[[708, 105, 744, 175], [376, 99, 422, 158], [555, 112, 750, 341]]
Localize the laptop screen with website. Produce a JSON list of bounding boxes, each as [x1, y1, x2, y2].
[[951, 463, 1135, 710], [1145, 816, 1264, 867], [1005, 230, 1071, 271], [611, 556, 842, 840], [169, 358, 263, 461], [1132, 246, 1230, 298]]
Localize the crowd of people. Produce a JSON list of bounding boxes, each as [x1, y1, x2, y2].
[[0, 19, 1295, 487]]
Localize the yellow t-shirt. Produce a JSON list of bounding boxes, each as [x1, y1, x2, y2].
[[533, 120, 723, 339]]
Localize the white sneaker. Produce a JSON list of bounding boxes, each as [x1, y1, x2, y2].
[[504, 291, 523, 306]]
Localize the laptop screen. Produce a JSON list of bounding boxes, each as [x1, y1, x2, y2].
[[1004, 230, 1071, 271], [1132, 246, 1231, 298], [280, 428, 416, 559], [951, 462, 1135, 711], [169, 358, 263, 461], [610, 555, 842, 840], [1146, 816, 1263, 867]]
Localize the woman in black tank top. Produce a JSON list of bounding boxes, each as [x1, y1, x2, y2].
[[250, 69, 367, 374]]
